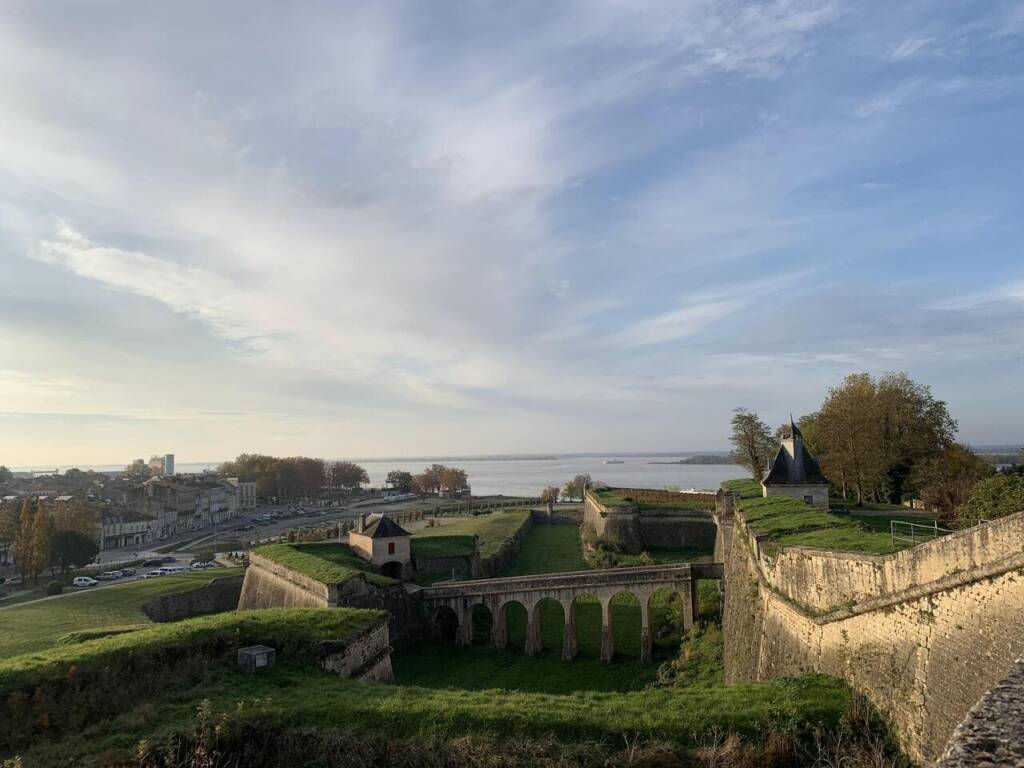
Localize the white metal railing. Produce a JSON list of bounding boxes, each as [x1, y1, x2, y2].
[[890, 519, 951, 546]]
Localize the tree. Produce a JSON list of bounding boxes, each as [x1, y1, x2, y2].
[[913, 444, 993, 516], [729, 408, 775, 482], [815, 372, 956, 504], [562, 474, 592, 501], [385, 470, 413, 493], [440, 467, 468, 494], [0, 466, 12, 485], [540, 486, 560, 510], [0, 502, 18, 567], [953, 475, 1024, 529], [329, 461, 369, 491], [48, 530, 99, 576], [15, 500, 50, 584]]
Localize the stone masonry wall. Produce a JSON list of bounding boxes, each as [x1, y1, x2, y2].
[[238, 551, 425, 646], [753, 511, 1024, 613], [142, 574, 244, 622], [937, 655, 1024, 767], [584, 489, 717, 554], [319, 620, 394, 683], [723, 509, 1024, 765]]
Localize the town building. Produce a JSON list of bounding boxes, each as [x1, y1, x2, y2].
[[101, 508, 155, 550], [224, 476, 257, 510], [348, 513, 411, 580], [761, 418, 830, 509], [148, 453, 175, 476]]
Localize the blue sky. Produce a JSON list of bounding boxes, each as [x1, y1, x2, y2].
[[1, 1, 1022, 465]]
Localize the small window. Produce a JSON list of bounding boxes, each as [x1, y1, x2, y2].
[[388, 542, 395, 555], [803, 495, 814, 505]]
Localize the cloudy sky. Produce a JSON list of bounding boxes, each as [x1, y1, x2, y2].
[[2, 1, 1023, 466]]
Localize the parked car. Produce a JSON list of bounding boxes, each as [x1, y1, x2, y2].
[[120, 567, 136, 576], [141, 570, 164, 579], [141, 557, 174, 567], [3, 576, 23, 587], [95, 571, 123, 580], [190, 561, 217, 570], [72, 576, 98, 587]]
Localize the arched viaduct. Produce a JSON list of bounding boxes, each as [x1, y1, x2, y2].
[[420, 562, 723, 663]]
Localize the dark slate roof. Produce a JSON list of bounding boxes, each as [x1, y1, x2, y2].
[[762, 440, 829, 486], [361, 515, 410, 539]]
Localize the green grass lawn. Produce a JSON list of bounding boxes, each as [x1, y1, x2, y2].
[[739, 495, 916, 554], [411, 509, 531, 559], [502, 522, 587, 575], [721, 477, 762, 499], [254, 542, 396, 586], [0, 569, 244, 659], [13, 657, 854, 767]]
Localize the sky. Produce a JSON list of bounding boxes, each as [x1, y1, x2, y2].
[[2, 1, 1023, 467]]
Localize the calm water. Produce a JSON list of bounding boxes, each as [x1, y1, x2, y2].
[[359, 457, 746, 496], [15, 456, 747, 497]]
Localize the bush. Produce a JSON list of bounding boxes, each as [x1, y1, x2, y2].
[[45, 581, 63, 596], [953, 475, 1024, 528]]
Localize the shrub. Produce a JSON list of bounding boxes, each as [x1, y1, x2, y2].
[[953, 475, 1024, 528], [45, 581, 63, 596]]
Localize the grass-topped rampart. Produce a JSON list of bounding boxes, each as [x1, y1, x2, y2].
[[0, 607, 387, 753], [411, 509, 530, 559], [254, 542, 397, 586], [724, 485, 912, 555], [590, 486, 716, 512]]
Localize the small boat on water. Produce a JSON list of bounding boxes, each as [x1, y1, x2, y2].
[[603, 459, 624, 464]]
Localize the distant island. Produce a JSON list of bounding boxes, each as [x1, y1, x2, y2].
[[649, 455, 736, 465]]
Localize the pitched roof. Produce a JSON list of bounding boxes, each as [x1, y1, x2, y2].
[[763, 440, 829, 486], [360, 514, 410, 539]]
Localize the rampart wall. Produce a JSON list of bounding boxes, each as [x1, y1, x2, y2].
[[142, 574, 244, 622], [721, 506, 1024, 764], [239, 551, 424, 645], [583, 488, 722, 554]]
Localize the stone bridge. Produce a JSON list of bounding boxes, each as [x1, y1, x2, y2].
[[421, 562, 723, 663]]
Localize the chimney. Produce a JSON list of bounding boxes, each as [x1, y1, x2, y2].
[[357, 512, 366, 533]]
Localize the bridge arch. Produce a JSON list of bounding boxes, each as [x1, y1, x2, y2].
[[569, 592, 602, 659], [499, 599, 529, 653], [532, 597, 565, 656], [470, 602, 493, 646], [431, 604, 460, 644]]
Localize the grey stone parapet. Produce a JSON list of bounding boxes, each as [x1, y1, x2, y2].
[[937, 656, 1024, 767]]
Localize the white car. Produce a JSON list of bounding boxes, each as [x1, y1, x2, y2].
[[190, 561, 217, 570], [141, 570, 164, 579], [72, 576, 98, 587]]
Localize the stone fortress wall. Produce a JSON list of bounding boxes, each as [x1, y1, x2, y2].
[[583, 487, 719, 554], [239, 551, 424, 645], [143, 573, 245, 622], [718, 501, 1024, 765]]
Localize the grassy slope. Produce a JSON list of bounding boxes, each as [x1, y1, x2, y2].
[[13, 659, 852, 767], [0, 607, 384, 690], [0, 569, 243, 659], [411, 509, 530, 559], [255, 542, 396, 586]]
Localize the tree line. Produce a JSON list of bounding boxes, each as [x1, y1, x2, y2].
[[0, 499, 100, 582], [217, 455, 370, 500], [729, 371, 1023, 526], [385, 464, 469, 496], [216, 455, 472, 501]]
